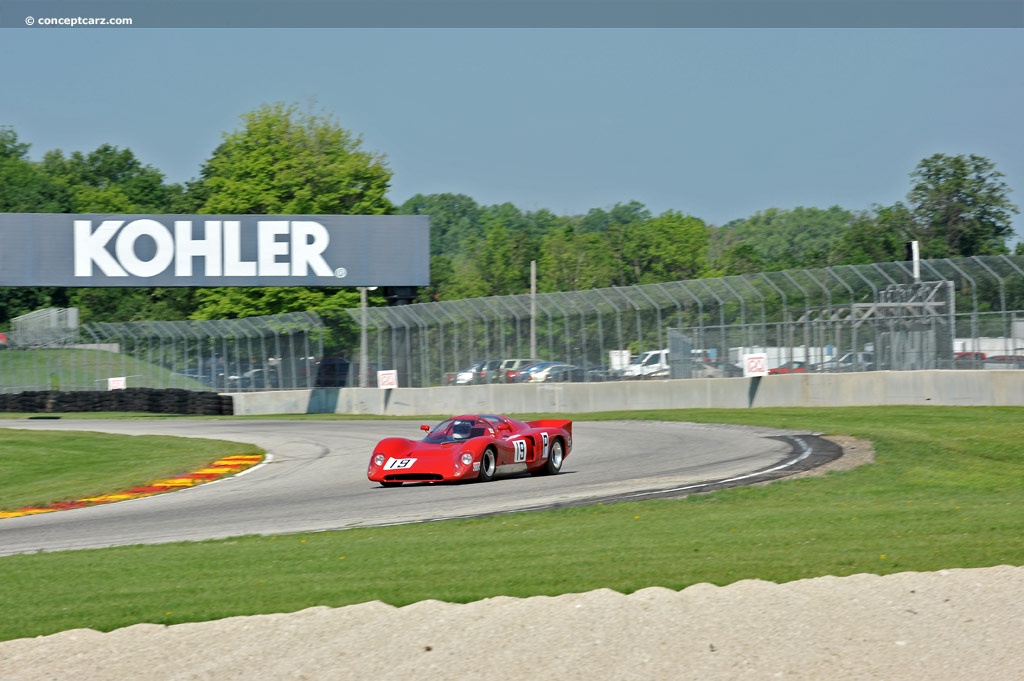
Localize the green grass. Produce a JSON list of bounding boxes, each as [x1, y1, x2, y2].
[[0, 429, 263, 510], [0, 406, 1022, 643], [0, 347, 212, 391]]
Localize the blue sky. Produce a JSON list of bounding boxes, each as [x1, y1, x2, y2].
[[2, 27, 1022, 236]]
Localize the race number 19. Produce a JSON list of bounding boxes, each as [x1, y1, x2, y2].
[[513, 440, 528, 463]]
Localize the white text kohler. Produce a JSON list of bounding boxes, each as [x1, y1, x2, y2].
[[73, 219, 335, 278]]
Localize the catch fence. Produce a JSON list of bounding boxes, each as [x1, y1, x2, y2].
[[2, 256, 1023, 394], [1, 311, 323, 393], [349, 256, 1024, 387]]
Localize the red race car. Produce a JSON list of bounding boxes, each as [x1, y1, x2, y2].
[[367, 414, 572, 487]]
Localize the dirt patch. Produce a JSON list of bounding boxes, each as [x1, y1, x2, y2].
[[796, 434, 875, 477]]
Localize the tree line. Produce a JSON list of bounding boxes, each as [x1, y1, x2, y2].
[[1, 101, 1019, 329]]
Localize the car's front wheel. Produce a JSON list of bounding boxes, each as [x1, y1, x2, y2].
[[380, 481, 402, 488], [478, 447, 497, 482]]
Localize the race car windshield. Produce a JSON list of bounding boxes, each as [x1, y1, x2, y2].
[[423, 419, 475, 443]]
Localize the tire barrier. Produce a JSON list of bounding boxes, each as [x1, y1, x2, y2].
[[0, 388, 234, 416]]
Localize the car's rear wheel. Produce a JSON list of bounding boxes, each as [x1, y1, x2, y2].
[[478, 447, 497, 482], [539, 438, 564, 475]]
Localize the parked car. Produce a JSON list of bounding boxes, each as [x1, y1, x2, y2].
[[814, 351, 874, 373], [476, 359, 504, 384], [953, 352, 986, 369], [768, 360, 810, 375], [454, 361, 486, 385], [706, 360, 745, 378], [621, 349, 669, 379], [519, 362, 573, 383], [498, 358, 543, 383], [542, 364, 586, 382], [513, 361, 564, 383], [585, 365, 619, 381]]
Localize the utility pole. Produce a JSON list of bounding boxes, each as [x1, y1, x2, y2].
[[358, 286, 376, 387], [530, 260, 537, 358], [906, 240, 921, 283]]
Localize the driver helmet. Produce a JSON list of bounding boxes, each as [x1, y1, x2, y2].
[[451, 420, 472, 440]]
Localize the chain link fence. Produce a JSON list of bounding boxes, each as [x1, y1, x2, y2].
[[347, 256, 1024, 387], [2, 256, 1022, 394], [1, 311, 323, 393]]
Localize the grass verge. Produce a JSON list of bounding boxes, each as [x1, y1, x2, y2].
[[0, 429, 263, 511], [0, 406, 1021, 643]]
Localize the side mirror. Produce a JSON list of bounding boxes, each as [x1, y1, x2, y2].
[[420, 424, 430, 432]]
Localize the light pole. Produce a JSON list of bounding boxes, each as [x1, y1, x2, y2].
[[530, 260, 537, 359], [359, 286, 377, 388]]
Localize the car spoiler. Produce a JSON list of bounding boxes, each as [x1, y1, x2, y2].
[[526, 419, 572, 438]]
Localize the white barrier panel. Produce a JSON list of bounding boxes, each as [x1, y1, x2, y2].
[[225, 370, 1024, 416]]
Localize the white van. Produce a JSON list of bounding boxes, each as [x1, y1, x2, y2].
[[621, 348, 669, 379]]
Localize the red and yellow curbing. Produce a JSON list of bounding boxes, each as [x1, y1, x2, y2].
[[0, 454, 264, 520]]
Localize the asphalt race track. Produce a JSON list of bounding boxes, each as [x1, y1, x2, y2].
[[0, 419, 839, 557]]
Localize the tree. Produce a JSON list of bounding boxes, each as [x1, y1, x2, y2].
[[443, 204, 531, 298], [41, 144, 175, 212], [456, 221, 523, 298], [0, 287, 68, 328], [400, 193, 485, 302], [399, 193, 483, 256], [579, 201, 651, 286], [578, 201, 650, 234], [69, 287, 198, 323], [0, 127, 66, 212], [1, 133, 187, 324], [711, 243, 768, 276], [0, 128, 69, 325], [537, 221, 618, 292], [715, 206, 855, 270], [195, 101, 393, 215], [623, 210, 710, 284], [901, 153, 1018, 257], [190, 286, 360, 320], [834, 208, 906, 265], [188, 102, 395, 324], [36, 143, 186, 322], [188, 286, 365, 356]]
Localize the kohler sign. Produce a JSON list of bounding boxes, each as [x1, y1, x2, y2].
[[0, 214, 429, 287]]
